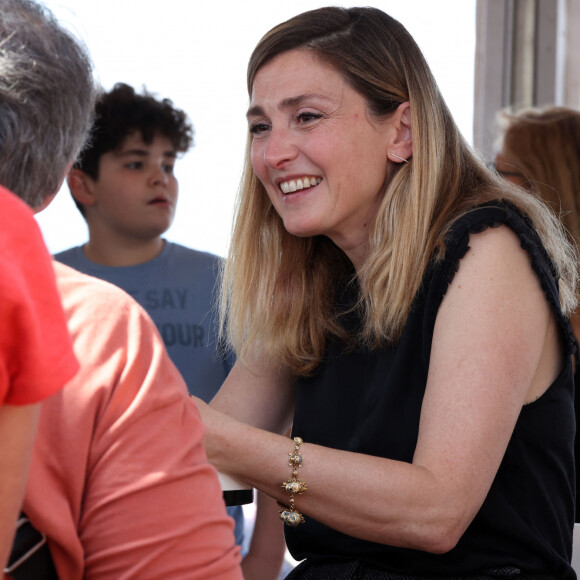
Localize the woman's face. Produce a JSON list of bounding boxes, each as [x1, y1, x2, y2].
[[248, 49, 396, 268]]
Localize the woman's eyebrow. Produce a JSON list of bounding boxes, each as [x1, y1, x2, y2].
[[246, 93, 329, 118]]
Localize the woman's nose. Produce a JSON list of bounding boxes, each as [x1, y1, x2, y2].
[[263, 128, 298, 168]]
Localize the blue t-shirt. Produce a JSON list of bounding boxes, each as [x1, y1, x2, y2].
[[55, 241, 244, 546], [56, 242, 233, 400]]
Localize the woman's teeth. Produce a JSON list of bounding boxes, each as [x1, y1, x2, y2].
[[280, 176, 322, 194]]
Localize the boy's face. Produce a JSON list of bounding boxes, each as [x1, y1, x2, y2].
[[84, 131, 178, 240]]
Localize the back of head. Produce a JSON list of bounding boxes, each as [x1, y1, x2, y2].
[[74, 82, 194, 181], [0, 0, 95, 208], [497, 106, 580, 243]]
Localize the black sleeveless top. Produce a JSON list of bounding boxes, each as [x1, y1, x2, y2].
[[287, 202, 576, 578]]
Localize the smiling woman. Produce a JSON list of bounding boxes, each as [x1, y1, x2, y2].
[[247, 50, 408, 269], [192, 5, 578, 579]]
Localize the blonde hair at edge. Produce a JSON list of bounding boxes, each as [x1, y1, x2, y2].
[[221, 6, 578, 376]]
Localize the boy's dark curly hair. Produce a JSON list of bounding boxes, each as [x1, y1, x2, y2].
[[75, 82, 194, 180]]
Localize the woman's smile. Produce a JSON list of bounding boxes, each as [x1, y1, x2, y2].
[[278, 176, 322, 194]]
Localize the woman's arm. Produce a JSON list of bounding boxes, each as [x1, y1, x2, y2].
[[200, 225, 560, 554], [241, 491, 287, 580], [210, 357, 296, 434]]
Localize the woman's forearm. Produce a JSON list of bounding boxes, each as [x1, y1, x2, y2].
[[200, 404, 476, 554]]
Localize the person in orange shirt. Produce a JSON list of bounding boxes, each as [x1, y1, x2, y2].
[[1, 1, 242, 578], [0, 186, 79, 572]]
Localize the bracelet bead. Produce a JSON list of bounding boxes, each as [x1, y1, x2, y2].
[[279, 436, 307, 526]]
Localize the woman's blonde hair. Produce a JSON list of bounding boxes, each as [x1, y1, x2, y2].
[[222, 7, 577, 376]]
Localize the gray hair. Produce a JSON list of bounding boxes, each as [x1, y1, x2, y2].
[[0, 0, 96, 207]]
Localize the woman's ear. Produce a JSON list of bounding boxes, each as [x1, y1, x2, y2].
[[67, 168, 97, 208], [388, 101, 413, 164]]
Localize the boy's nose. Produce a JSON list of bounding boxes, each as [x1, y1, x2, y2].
[[150, 166, 169, 185]]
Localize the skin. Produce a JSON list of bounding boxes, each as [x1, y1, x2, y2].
[[197, 48, 562, 554], [240, 492, 287, 580], [0, 168, 71, 571], [247, 48, 412, 271], [0, 404, 40, 569], [68, 132, 178, 266], [496, 148, 580, 371]]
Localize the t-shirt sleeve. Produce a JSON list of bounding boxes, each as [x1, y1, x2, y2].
[[0, 187, 78, 404]]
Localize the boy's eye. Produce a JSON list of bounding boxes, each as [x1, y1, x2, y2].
[[126, 161, 143, 170], [163, 164, 175, 174]]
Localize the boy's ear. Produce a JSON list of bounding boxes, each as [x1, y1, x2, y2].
[[67, 168, 96, 208]]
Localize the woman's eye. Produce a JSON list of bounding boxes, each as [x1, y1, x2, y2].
[[249, 122, 270, 135], [296, 112, 323, 124]]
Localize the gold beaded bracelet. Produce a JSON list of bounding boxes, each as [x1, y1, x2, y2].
[[279, 436, 307, 526]]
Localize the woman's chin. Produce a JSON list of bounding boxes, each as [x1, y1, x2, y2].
[[281, 219, 322, 239]]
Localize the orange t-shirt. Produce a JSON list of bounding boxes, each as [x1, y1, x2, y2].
[[0, 186, 78, 404], [18, 264, 242, 579]]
